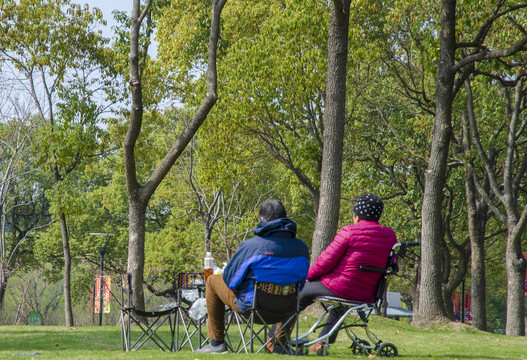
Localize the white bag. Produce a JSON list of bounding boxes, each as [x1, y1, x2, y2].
[[189, 298, 208, 320]]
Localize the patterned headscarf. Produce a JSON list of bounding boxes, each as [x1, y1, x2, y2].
[[352, 193, 384, 221]]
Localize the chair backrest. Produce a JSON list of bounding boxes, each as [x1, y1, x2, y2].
[[177, 272, 205, 289], [121, 273, 133, 308], [250, 281, 300, 324], [367, 242, 420, 306], [176, 272, 206, 306]]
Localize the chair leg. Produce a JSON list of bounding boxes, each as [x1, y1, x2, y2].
[[226, 309, 303, 354], [249, 312, 254, 353], [264, 315, 296, 354], [121, 309, 131, 351], [176, 309, 197, 351], [175, 307, 209, 351], [127, 311, 131, 351], [124, 309, 177, 352], [295, 313, 299, 355], [169, 313, 176, 351], [229, 310, 300, 355], [129, 316, 165, 351], [224, 310, 250, 354]]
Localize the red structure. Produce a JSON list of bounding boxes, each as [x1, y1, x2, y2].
[[452, 291, 471, 323]]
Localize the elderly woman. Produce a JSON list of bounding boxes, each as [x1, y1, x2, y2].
[[269, 193, 397, 354]]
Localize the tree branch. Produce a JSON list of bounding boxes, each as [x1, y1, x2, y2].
[[141, 0, 228, 202]]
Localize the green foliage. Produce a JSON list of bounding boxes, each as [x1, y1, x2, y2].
[[33, 154, 129, 289], [156, 0, 214, 100], [0, 0, 106, 73], [33, 224, 63, 280], [187, 0, 330, 225], [3, 0, 527, 331], [0, 0, 113, 207], [2, 270, 62, 325], [145, 225, 204, 286]]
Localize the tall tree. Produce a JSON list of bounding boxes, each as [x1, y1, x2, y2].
[[124, 0, 227, 309], [311, 0, 351, 261], [0, 0, 108, 325], [465, 77, 527, 335], [461, 84, 492, 331], [415, 0, 458, 324], [0, 96, 47, 318], [412, 0, 527, 326]]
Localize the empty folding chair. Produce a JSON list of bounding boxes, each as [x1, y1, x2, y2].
[[120, 273, 178, 352], [174, 272, 208, 351]]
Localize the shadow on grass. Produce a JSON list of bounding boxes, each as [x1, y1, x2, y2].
[[415, 355, 514, 360]]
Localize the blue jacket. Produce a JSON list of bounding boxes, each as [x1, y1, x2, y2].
[[222, 218, 310, 313]]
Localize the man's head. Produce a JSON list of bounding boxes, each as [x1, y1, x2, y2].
[[258, 200, 287, 222], [352, 193, 384, 221]]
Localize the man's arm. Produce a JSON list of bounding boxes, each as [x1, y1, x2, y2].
[[222, 242, 253, 291]]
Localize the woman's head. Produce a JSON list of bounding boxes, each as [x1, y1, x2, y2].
[[352, 193, 384, 221]]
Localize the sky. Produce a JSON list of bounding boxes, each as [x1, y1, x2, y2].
[[65, 2, 133, 113], [72, 0, 158, 56], [72, 0, 132, 36]]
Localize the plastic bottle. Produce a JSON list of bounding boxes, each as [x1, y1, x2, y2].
[[204, 251, 214, 280]]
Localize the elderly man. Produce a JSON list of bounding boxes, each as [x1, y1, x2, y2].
[[197, 200, 310, 354]]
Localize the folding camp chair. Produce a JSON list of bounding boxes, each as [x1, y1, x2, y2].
[[291, 242, 420, 357], [174, 272, 208, 351], [120, 273, 177, 352], [225, 281, 301, 354]]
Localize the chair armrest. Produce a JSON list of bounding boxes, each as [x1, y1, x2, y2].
[[359, 266, 388, 274]]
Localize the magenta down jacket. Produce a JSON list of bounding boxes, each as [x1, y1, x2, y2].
[[307, 220, 397, 303]]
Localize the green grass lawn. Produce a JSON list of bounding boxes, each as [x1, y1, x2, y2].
[[0, 315, 525, 359]]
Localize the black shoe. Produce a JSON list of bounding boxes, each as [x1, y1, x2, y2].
[[273, 343, 294, 355]]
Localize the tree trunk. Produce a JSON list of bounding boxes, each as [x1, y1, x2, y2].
[[464, 75, 527, 336], [466, 177, 488, 331], [462, 91, 489, 331], [0, 209, 5, 323], [127, 201, 146, 310], [503, 81, 527, 336], [311, 0, 350, 262], [59, 213, 73, 326], [464, 162, 488, 330], [470, 229, 487, 330], [505, 227, 526, 336], [441, 245, 469, 321], [413, 0, 456, 325], [439, 189, 471, 322], [0, 276, 7, 323]]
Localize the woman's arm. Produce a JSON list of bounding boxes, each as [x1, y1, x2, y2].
[[307, 227, 350, 280]]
